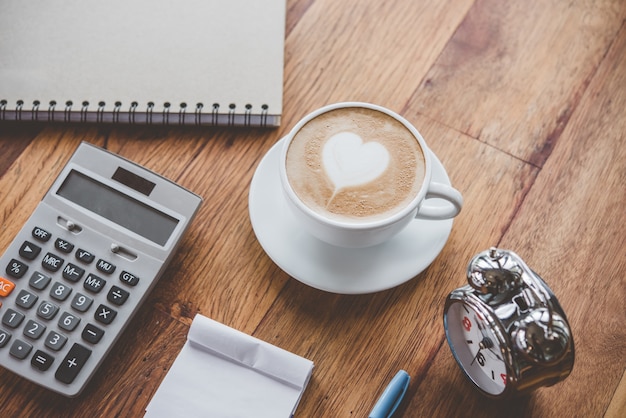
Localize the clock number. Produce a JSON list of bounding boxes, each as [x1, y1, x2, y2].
[[501, 373, 507, 386], [462, 316, 472, 331], [476, 352, 485, 366]]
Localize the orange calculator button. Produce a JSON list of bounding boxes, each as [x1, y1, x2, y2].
[[0, 277, 16, 297]]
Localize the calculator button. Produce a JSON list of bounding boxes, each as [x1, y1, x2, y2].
[[2, 308, 25, 328], [54, 238, 75, 254], [83, 273, 106, 293], [10, 339, 33, 359], [19, 241, 42, 260], [31, 227, 51, 242], [50, 282, 72, 301], [107, 286, 129, 306], [55, 343, 91, 384], [75, 249, 95, 264], [45, 331, 67, 351], [96, 259, 116, 274], [31, 350, 55, 371], [0, 277, 16, 296], [15, 289, 38, 309], [0, 329, 12, 347], [120, 270, 139, 286], [6, 259, 28, 279], [37, 301, 59, 320], [94, 304, 117, 325], [23, 319, 46, 339], [82, 323, 105, 344], [29, 271, 51, 290], [71, 293, 93, 312], [58, 312, 81, 332], [62, 263, 85, 282], [41, 253, 64, 272]]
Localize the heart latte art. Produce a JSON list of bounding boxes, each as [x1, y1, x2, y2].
[[322, 132, 390, 191], [285, 107, 426, 223]]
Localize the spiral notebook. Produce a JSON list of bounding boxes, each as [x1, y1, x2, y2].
[[0, 0, 286, 127]]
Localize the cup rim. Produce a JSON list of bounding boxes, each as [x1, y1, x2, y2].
[[279, 101, 433, 230]]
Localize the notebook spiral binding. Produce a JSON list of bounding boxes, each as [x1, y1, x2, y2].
[[0, 99, 274, 127]]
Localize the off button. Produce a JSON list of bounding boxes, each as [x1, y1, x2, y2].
[[32, 227, 51, 242]]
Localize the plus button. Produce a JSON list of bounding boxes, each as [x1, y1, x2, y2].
[[55, 343, 92, 384]]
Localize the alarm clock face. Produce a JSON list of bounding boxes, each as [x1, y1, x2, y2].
[[445, 301, 508, 395]]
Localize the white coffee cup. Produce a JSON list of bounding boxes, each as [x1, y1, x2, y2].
[[279, 102, 462, 248]]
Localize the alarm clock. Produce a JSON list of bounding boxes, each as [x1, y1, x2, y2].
[[443, 247, 574, 398]]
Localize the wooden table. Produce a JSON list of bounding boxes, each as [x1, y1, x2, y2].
[[1, 0, 625, 416]]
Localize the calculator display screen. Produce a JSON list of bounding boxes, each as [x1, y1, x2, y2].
[[57, 170, 179, 246]]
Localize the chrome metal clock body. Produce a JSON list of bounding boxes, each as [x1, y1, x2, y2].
[[443, 248, 575, 398]]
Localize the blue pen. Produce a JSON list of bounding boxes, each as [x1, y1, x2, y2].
[[368, 370, 411, 418]]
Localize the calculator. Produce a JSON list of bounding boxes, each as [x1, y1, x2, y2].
[[0, 142, 202, 397]]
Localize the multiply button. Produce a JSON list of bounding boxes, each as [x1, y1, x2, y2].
[[94, 304, 117, 325], [55, 343, 91, 384]]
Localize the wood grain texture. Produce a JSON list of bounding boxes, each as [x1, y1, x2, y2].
[[0, 122, 41, 177], [410, 0, 626, 166], [0, 0, 624, 417]]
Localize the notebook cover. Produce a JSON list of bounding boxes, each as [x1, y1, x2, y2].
[[0, 0, 285, 127]]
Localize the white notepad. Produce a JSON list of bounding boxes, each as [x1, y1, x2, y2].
[[145, 314, 314, 418], [0, 0, 285, 127]]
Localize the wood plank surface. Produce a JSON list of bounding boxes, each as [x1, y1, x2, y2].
[[0, 0, 624, 417], [410, 0, 626, 166]]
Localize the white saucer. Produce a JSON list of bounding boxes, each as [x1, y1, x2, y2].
[[248, 138, 454, 294]]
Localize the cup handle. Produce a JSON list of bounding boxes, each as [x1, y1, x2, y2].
[[415, 182, 463, 220]]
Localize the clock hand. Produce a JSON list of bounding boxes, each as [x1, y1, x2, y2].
[[470, 348, 481, 366], [470, 339, 487, 366], [485, 346, 503, 361], [473, 315, 503, 361]]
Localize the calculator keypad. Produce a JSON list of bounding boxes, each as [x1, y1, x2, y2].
[[0, 143, 201, 398], [0, 225, 139, 389]]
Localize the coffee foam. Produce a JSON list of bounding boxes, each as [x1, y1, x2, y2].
[[322, 131, 390, 190], [286, 107, 425, 223]]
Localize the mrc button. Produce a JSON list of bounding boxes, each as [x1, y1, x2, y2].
[[41, 253, 64, 272]]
